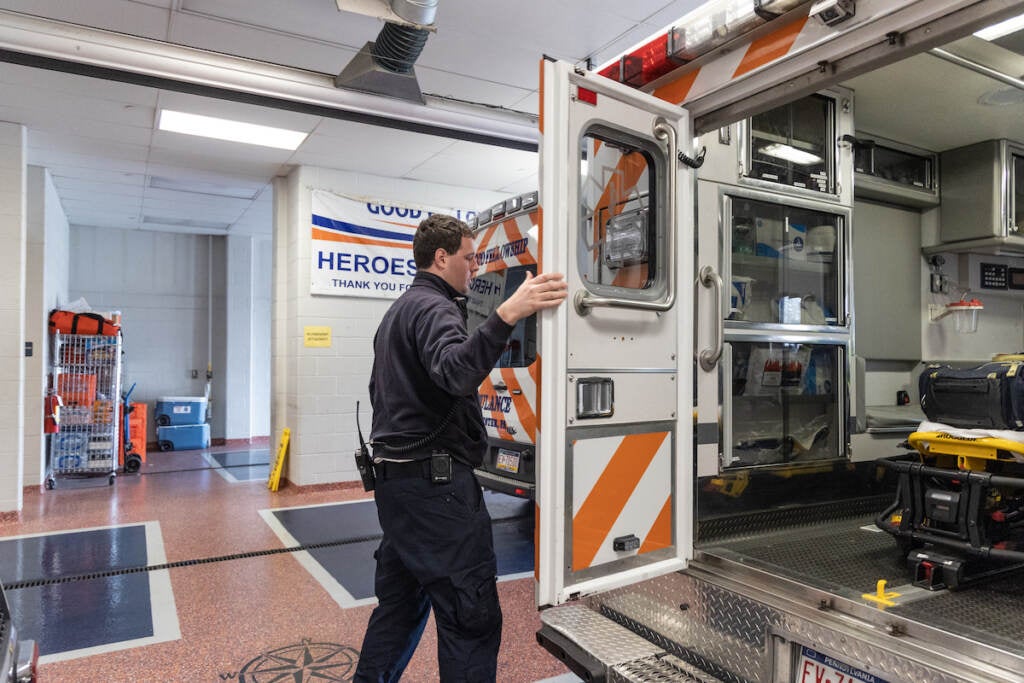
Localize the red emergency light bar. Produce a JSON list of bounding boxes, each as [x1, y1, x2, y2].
[[598, 33, 680, 88], [595, 0, 811, 89]]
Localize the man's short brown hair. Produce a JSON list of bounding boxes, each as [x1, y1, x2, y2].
[[413, 214, 474, 269]]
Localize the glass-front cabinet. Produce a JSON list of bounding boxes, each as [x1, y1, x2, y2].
[[699, 88, 854, 207], [748, 94, 835, 193], [724, 340, 845, 468], [698, 179, 851, 473], [727, 196, 844, 327]]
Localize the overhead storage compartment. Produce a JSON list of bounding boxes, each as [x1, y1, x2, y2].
[[926, 139, 1024, 254]]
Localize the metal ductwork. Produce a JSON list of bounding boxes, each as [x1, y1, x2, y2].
[[335, 0, 438, 103]]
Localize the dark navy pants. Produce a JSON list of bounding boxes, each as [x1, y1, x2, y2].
[[354, 462, 502, 682]]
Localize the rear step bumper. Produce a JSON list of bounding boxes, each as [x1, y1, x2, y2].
[[538, 604, 724, 682]]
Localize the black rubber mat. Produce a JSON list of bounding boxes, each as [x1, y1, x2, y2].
[[891, 576, 1024, 656]]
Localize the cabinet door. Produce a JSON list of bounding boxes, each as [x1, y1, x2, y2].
[[748, 94, 835, 193], [852, 200, 921, 360], [1014, 150, 1024, 235], [728, 195, 846, 328], [724, 341, 846, 469]]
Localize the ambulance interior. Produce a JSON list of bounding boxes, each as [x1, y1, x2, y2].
[[672, 15, 1024, 662]]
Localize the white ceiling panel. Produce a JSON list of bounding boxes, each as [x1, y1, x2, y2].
[[498, 173, 540, 196], [27, 150, 150, 175], [27, 131, 150, 163], [28, 124, 153, 150], [166, 11, 362, 75], [405, 140, 537, 191], [416, 67, 533, 109], [54, 188, 145, 208], [0, 64, 159, 106], [54, 175, 146, 195], [180, 0, 380, 48], [150, 129, 296, 162], [142, 188, 254, 211], [145, 145, 286, 179], [141, 163, 270, 190], [43, 167, 147, 187], [295, 120, 456, 173], [0, 0, 171, 40]]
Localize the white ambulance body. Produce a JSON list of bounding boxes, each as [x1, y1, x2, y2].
[[529, 1, 1024, 681], [466, 192, 542, 498]]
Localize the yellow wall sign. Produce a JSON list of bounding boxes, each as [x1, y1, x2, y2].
[[304, 326, 332, 347]]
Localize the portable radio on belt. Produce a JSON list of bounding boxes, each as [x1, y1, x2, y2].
[[354, 400, 459, 490], [354, 401, 376, 492]]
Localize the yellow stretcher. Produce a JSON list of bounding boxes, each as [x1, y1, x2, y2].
[[875, 428, 1024, 583], [907, 430, 1024, 473]]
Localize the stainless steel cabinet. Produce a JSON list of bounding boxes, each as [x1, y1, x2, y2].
[[940, 139, 1024, 244]]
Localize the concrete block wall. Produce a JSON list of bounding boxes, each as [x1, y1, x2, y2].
[[273, 165, 505, 486], [69, 228, 229, 443], [0, 122, 26, 512]]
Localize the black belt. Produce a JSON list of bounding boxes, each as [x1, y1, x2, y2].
[[374, 459, 432, 481]]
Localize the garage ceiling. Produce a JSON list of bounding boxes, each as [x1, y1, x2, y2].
[[0, 0, 707, 235], [1, 1, 1023, 237]]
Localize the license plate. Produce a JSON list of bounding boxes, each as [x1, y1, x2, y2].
[[796, 647, 888, 683], [495, 449, 520, 473]]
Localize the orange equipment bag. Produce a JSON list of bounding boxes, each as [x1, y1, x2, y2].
[[48, 310, 120, 336]]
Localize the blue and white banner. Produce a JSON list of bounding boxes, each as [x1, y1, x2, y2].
[[310, 190, 478, 299]]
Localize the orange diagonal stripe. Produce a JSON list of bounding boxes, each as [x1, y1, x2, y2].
[[653, 68, 699, 105], [312, 228, 413, 250], [572, 431, 668, 571], [639, 496, 672, 554], [479, 376, 512, 440], [500, 368, 536, 443], [475, 222, 501, 256], [734, 15, 808, 78]]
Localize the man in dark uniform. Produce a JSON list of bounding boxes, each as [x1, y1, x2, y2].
[[354, 213, 567, 682]]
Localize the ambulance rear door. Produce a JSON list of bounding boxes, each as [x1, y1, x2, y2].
[[536, 59, 694, 607]]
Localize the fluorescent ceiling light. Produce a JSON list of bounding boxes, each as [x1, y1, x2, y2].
[[759, 143, 823, 165], [158, 109, 308, 150], [974, 13, 1024, 41]]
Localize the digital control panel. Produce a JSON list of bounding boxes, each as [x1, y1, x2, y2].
[[980, 262, 1008, 289]]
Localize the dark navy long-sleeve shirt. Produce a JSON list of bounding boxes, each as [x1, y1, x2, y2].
[[369, 271, 514, 466]]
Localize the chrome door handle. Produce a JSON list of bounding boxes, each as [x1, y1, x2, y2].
[[697, 265, 723, 372]]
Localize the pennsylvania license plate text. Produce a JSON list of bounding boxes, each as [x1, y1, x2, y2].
[[495, 449, 520, 473]]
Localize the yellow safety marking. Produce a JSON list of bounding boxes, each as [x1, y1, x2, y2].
[[861, 579, 900, 608], [267, 428, 291, 492]]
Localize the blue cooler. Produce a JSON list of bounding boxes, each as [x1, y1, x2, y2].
[[154, 396, 207, 426], [157, 424, 210, 451]]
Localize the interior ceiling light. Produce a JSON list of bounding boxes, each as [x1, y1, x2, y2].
[[759, 143, 823, 165], [157, 110, 308, 150], [974, 12, 1024, 41]]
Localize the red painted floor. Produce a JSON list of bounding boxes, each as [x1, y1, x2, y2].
[[1, 443, 575, 682]]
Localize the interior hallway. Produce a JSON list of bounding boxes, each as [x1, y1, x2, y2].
[[0, 441, 576, 682]]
